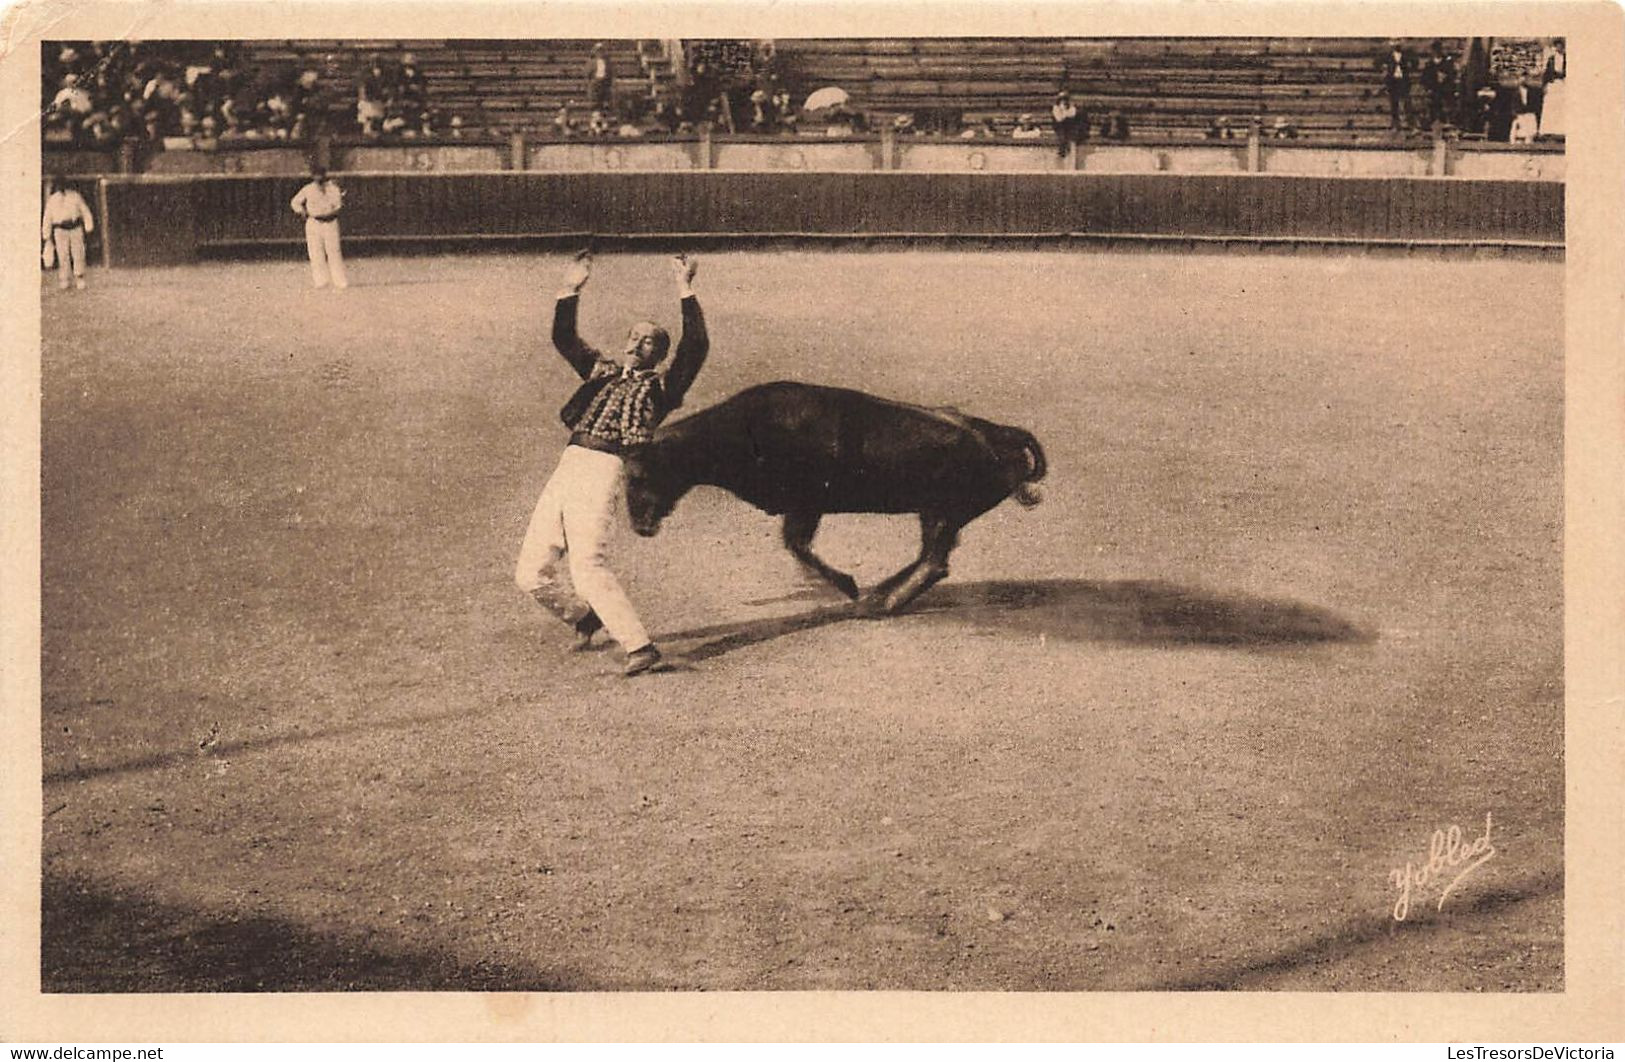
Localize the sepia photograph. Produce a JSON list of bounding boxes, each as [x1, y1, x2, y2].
[[3, 0, 1621, 1045]]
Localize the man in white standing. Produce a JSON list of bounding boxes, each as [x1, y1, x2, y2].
[[41, 175, 95, 291], [290, 165, 348, 289]]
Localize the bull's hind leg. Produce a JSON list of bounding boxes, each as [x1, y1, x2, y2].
[[866, 514, 960, 615], [782, 511, 860, 600]]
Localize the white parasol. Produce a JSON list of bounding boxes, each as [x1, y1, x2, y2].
[[802, 86, 851, 113]]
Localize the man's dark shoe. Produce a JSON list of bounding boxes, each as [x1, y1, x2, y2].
[[623, 644, 663, 677]]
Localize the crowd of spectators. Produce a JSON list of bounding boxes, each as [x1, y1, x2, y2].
[[42, 41, 339, 147], [1374, 37, 1566, 142], [887, 94, 1130, 145], [354, 52, 450, 139], [677, 40, 800, 134], [545, 40, 809, 141], [43, 37, 1567, 153], [42, 41, 460, 150], [1204, 115, 1300, 140]]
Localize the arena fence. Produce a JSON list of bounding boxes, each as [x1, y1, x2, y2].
[[46, 134, 1569, 182], [95, 172, 1564, 266]]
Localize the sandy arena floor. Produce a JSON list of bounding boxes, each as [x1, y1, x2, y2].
[[38, 249, 1562, 991]]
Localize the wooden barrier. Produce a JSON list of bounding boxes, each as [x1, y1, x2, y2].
[[97, 171, 1564, 265], [49, 136, 1569, 180]]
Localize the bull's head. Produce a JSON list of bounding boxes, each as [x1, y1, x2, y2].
[[623, 453, 679, 537]]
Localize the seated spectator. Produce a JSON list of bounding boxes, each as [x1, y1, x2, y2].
[[184, 57, 213, 95], [822, 104, 862, 136], [960, 118, 997, 140], [771, 85, 796, 132], [43, 112, 75, 144], [357, 56, 390, 137], [1465, 83, 1497, 137], [211, 49, 244, 115], [97, 102, 131, 143], [1508, 79, 1540, 144], [220, 97, 245, 138], [80, 109, 112, 145], [748, 89, 773, 132], [585, 109, 612, 138], [381, 98, 409, 137], [892, 113, 916, 136], [645, 93, 677, 134], [186, 45, 230, 110], [142, 65, 184, 132], [553, 101, 576, 138], [1205, 115, 1237, 139], [264, 91, 295, 138], [1102, 110, 1131, 141], [290, 68, 324, 128], [1485, 79, 1518, 142], [195, 114, 220, 149], [51, 74, 94, 121], [1270, 116, 1299, 139], [448, 114, 466, 139], [1010, 113, 1043, 140]]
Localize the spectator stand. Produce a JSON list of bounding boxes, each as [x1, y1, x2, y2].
[[43, 38, 1565, 180]]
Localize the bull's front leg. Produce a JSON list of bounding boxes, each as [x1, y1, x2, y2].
[[782, 511, 860, 600]]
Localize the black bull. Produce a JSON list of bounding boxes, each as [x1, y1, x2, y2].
[[623, 381, 1047, 614]]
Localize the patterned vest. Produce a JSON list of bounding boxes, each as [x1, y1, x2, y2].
[[561, 362, 666, 448]]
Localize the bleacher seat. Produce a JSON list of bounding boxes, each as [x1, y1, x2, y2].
[[775, 36, 1450, 139], [233, 37, 1456, 140]]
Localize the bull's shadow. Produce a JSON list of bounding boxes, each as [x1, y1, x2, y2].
[[661, 578, 1373, 663]]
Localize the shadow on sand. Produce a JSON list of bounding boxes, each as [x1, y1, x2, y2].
[[663, 577, 1374, 663], [41, 872, 588, 992], [1152, 870, 1563, 991]]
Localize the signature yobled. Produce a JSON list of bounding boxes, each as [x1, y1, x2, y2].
[[1389, 812, 1496, 922]]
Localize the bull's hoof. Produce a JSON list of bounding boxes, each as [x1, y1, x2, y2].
[[832, 573, 861, 600], [856, 592, 893, 617]]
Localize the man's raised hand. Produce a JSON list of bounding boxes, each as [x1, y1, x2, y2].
[[560, 249, 593, 294], [672, 253, 698, 292]]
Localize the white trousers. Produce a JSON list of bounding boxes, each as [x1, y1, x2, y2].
[[52, 227, 87, 286], [514, 445, 650, 652], [305, 218, 348, 288]]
